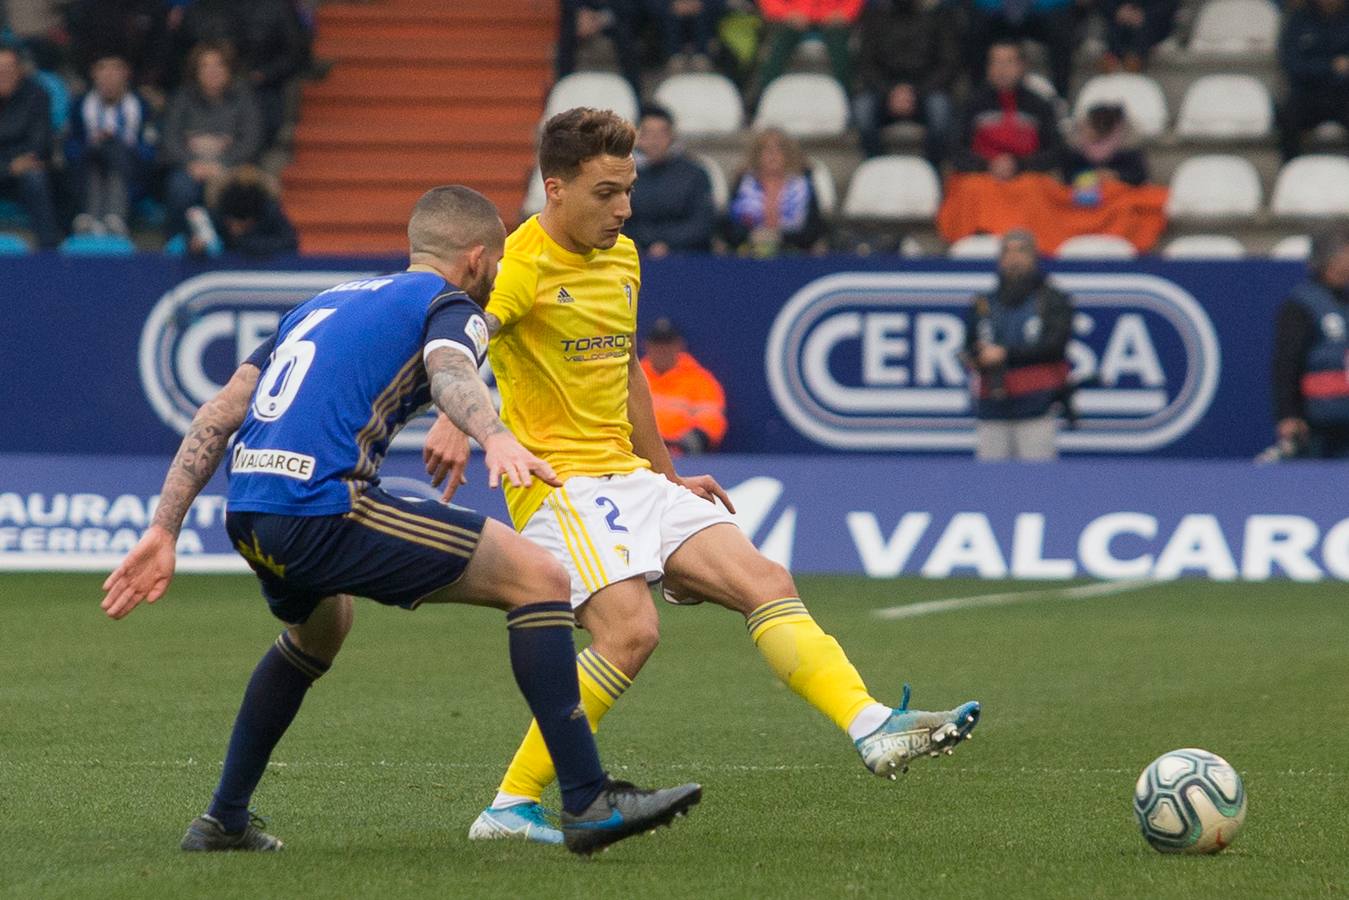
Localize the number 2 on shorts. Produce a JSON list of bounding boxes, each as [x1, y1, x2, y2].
[[594, 496, 628, 533]]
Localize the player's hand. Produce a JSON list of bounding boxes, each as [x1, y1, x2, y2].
[[677, 473, 736, 513], [100, 525, 177, 620], [424, 413, 471, 502], [481, 432, 561, 490]]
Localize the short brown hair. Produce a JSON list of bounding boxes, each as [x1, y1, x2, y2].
[[407, 184, 504, 259], [539, 107, 636, 180]]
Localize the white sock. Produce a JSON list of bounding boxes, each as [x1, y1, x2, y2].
[[491, 791, 536, 810], [847, 703, 892, 740]]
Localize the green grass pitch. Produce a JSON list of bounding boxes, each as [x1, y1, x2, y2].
[[2, 573, 1345, 899]]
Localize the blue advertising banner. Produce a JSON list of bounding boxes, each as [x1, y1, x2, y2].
[[1, 255, 1305, 457], [4, 453, 1347, 582]]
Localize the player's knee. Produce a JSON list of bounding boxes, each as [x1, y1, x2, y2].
[[613, 617, 661, 668], [503, 547, 571, 608], [751, 558, 798, 604]]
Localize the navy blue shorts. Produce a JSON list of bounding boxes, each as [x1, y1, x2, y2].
[[225, 486, 488, 625]]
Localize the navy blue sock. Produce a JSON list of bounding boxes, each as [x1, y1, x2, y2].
[[206, 632, 329, 832], [506, 602, 607, 814]]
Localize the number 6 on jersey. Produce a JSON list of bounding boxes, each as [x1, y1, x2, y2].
[[252, 308, 336, 421]]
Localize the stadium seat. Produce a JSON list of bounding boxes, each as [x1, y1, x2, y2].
[[694, 153, 729, 212], [841, 156, 941, 221], [1270, 234, 1312, 260], [1175, 76, 1273, 139], [1162, 234, 1248, 259], [1166, 155, 1263, 218], [754, 74, 849, 138], [1188, 0, 1280, 55], [947, 233, 1004, 258], [1271, 155, 1349, 217], [59, 234, 135, 256], [521, 167, 546, 217], [653, 73, 744, 136], [1073, 74, 1169, 138], [808, 158, 837, 216], [1056, 234, 1138, 258], [544, 72, 639, 123], [0, 232, 29, 255]]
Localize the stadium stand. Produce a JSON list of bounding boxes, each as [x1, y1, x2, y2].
[[284, 0, 553, 254], [753, 73, 850, 139], [1270, 155, 1349, 218], [652, 73, 744, 137], [1270, 234, 1313, 259], [1174, 75, 1274, 139], [1073, 73, 1170, 138], [1187, 0, 1281, 55], [1162, 233, 1248, 258], [544, 71, 640, 123], [947, 233, 1004, 258], [1057, 233, 1141, 258], [841, 156, 942, 222], [695, 154, 730, 214], [1166, 155, 1264, 218]]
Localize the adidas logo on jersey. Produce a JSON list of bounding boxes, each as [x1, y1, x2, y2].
[[556, 287, 575, 304]]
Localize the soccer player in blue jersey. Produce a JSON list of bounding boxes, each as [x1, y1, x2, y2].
[[100, 185, 701, 856]]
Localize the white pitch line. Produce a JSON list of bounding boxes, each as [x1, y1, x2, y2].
[[874, 579, 1158, 620]]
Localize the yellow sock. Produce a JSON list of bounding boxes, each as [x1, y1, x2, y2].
[[498, 647, 631, 802], [747, 598, 879, 733]]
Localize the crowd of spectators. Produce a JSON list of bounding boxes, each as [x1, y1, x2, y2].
[[0, 0, 307, 253], [560, 0, 1349, 257]]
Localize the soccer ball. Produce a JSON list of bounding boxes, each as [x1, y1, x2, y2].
[[1133, 748, 1246, 854]]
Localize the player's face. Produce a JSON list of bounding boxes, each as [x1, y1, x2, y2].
[[999, 239, 1038, 281], [554, 154, 636, 252]]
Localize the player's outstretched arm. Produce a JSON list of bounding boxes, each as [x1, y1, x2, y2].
[[625, 353, 735, 513], [100, 363, 260, 619], [425, 347, 560, 490]]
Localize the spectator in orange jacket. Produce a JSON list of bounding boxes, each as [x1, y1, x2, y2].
[[640, 317, 728, 455], [753, 0, 864, 99]]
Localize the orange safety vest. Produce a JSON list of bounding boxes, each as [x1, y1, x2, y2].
[[640, 352, 728, 447]]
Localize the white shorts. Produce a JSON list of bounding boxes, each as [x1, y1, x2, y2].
[[520, 468, 737, 608]]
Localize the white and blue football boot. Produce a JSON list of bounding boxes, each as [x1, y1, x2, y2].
[[467, 802, 564, 845], [855, 685, 981, 780]]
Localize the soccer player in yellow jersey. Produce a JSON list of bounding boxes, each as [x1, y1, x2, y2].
[[427, 109, 981, 844]]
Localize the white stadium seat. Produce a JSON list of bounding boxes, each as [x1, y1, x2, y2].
[[522, 166, 545, 216], [1189, 0, 1280, 55], [754, 74, 849, 138], [1271, 155, 1349, 217], [1073, 74, 1169, 138], [1270, 234, 1312, 259], [1162, 234, 1248, 259], [653, 73, 744, 136], [693, 153, 729, 212], [544, 72, 639, 123], [1056, 234, 1138, 259], [841, 156, 941, 220], [1175, 75, 1273, 139], [947, 233, 1004, 259], [1166, 155, 1263, 218], [808, 158, 837, 216]]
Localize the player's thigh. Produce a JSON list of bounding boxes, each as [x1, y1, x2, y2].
[[288, 593, 355, 664], [975, 420, 1013, 460], [423, 518, 570, 611], [663, 523, 796, 614]]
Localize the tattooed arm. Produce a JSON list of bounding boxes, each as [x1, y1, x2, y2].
[[100, 363, 260, 619], [425, 346, 559, 491], [423, 311, 504, 500]]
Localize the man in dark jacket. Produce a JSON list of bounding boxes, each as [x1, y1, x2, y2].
[[951, 41, 1063, 180], [964, 229, 1073, 460], [626, 105, 715, 256], [1276, 0, 1349, 161], [851, 0, 959, 163], [1271, 224, 1349, 458], [0, 45, 60, 248]]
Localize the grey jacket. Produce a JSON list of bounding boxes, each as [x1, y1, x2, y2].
[[160, 82, 263, 167]]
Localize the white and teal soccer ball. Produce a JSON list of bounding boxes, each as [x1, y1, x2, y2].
[[1133, 748, 1246, 854]]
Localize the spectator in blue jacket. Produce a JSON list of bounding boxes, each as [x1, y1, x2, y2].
[[0, 44, 60, 248], [966, 0, 1076, 97], [1276, 0, 1349, 160], [67, 54, 156, 237], [627, 106, 716, 256]]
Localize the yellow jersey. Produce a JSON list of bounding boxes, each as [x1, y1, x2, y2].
[[487, 215, 648, 527]]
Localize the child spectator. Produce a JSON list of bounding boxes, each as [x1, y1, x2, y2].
[[723, 127, 828, 256], [160, 41, 262, 243], [67, 54, 156, 237], [1063, 102, 1149, 188]]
